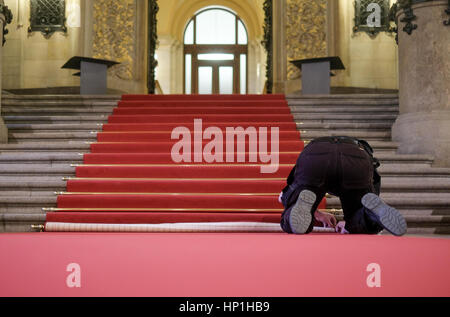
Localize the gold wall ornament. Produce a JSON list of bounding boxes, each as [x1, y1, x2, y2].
[[92, 0, 136, 81], [286, 0, 327, 81]]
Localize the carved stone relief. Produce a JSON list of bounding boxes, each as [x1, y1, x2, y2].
[[286, 0, 327, 80], [92, 0, 136, 80]]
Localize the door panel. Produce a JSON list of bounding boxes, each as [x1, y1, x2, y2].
[[198, 66, 213, 94], [187, 50, 246, 94], [219, 66, 233, 94]]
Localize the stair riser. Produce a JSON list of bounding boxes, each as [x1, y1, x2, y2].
[[6, 124, 103, 130], [0, 190, 64, 196], [290, 107, 399, 113], [2, 107, 114, 114]]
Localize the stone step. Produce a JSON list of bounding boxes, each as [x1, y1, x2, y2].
[[2, 94, 121, 101], [286, 94, 399, 101], [292, 113, 397, 121], [0, 196, 57, 207], [379, 178, 450, 193], [327, 193, 450, 209], [6, 123, 104, 132], [375, 153, 434, 164], [0, 163, 75, 175], [0, 142, 91, 151], [381, 177, 450, 187], [0, 190, 63, 196], [299, 130, 391, 140], [0, 152, 83, 162], [8, 131, 98, 140], [344, 140, 398, 150], [4, 116, 395, 125], [3, 115, 109, 123], [0, 178, 65, 186], [290, 106, 399, 113], [8, 122, 394, 132], [377, 165, 450, 176], [0, 214, 48, 233], [2, 106, 114, 115], [0, 177, 69, 198], [288, 100, 399, 106], [296, 122, 393, 130]]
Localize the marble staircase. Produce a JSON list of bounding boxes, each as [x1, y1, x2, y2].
[[0, 93, 449, 234]]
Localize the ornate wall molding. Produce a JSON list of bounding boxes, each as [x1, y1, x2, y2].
[[389, 2, 400, 43], [286, 0, 327, 81], [0, 3, 13, 45], [147, 0, 159, 94], [93, 0, 136, 81], [261, 0, 273, 94], [444, 0, 450, 25], [398, 0, 418, 35], [28, 0, 67, 37]]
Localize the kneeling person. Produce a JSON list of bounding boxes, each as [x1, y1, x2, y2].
[[279, 136, 407, 236]]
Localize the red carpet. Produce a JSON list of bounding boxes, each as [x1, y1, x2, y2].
[[46, 94, 326, 231], [1, 233, 449, 296]]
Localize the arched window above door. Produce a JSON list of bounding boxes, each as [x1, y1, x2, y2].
[[184, 7, 248, 94]]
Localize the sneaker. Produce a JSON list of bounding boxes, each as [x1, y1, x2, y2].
[[289, 190, 316, 234], [361, 193, 407, 236]]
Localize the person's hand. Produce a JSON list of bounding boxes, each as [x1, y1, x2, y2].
[[335, 221, 349, 234], [314, 210, 337, 228]]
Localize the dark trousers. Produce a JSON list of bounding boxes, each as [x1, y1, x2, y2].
[[280, 139, 383, 234]]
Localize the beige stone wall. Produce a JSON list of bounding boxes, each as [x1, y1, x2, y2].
[[2, 0, 83, 90], [332, 0, 399, 90]]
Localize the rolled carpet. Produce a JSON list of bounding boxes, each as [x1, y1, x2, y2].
[[44, 222, 336, 233]]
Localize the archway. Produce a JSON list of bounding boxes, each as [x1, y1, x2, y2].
[[183, 7, 248, 94]]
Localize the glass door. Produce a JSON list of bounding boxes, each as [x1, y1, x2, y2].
[[183, 7, 248, 94], [197, 57, 235, 94]]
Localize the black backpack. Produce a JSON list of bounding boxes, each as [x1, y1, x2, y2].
[[357, 139, 381, 195]]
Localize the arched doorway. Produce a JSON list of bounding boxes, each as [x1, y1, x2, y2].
[[183, 7, 248, 94]]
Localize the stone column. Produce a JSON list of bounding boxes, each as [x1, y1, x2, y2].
[[0, 1, 12, 143], [272, 0, 287, 94], [392, 0, 450, 166]]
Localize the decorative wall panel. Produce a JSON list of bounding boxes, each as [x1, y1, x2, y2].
[[93, 0, 136, 80], [286, 0, 327, 80], [28, 0, 67, 37]]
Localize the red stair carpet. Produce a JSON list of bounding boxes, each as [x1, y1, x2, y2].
[[45, 94, 327, 232]]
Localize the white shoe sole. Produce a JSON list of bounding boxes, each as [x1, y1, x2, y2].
[[289, 190, 316, 234], [361, 193, 407, 236]]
